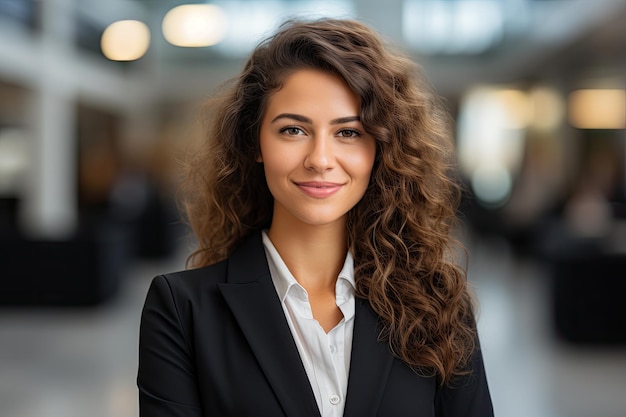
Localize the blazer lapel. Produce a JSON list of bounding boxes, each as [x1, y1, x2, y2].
[[217, 233, 321, 417], [343, 297, 394, 417]]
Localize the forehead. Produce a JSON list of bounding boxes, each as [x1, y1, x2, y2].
[[263, 68, 361, 117]]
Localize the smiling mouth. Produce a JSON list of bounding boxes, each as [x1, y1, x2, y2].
[[295, 181, 343, 198]]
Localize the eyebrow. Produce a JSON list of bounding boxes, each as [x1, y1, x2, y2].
[[270, 113, 360, 125]]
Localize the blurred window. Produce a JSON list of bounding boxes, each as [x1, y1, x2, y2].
[[0, 0, 38, 31]]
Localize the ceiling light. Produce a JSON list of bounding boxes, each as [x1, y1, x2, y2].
[[568, 89, 626, 129], [101, 20, 150, 61], [162, 4, 228, 47]]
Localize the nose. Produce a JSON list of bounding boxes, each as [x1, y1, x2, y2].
[[304, 135, 334, 172]]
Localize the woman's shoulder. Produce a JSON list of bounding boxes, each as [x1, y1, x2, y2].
[[148, 232, 267, 302], [151, 259, 229, 300]]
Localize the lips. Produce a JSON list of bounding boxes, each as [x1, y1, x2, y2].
[[294, 181, 343, 198]]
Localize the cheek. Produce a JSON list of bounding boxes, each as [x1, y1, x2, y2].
[[348, 148, 376, 179], [261, 150, 292, 178], [259, 148, 295, 194], [259, 131, 287, 165]]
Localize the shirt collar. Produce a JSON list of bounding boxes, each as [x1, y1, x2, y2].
[[261, 230, 355, 302]]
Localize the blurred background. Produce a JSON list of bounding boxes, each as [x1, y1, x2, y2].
[[1, 0, 625, 416]]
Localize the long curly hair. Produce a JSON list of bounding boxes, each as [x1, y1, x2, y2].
[[183, 18, 476, 385]]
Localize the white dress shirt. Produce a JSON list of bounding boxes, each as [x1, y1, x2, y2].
[[262, 231, 356, 417]]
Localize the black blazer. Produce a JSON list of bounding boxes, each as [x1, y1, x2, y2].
[[138, 232, 494, 416]]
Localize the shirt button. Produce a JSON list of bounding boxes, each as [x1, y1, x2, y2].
[[329, 394, 341, 405], [329, 345, 337, 354]]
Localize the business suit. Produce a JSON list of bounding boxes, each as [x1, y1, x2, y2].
[[138, 232, 494, 416]]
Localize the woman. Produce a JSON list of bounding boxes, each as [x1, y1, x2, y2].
[[138, 18, 493, 417]]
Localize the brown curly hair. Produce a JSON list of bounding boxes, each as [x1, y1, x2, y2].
[[182, 18, 476, 385]]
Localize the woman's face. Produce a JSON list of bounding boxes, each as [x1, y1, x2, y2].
[[259, 68, 376, 230]]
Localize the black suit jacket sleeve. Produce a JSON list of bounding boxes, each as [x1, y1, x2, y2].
[[435, 344, 494, 416], [138, 275, 202, 417]]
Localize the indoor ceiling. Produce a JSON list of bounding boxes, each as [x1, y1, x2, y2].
[[77, 0, 626, 97]]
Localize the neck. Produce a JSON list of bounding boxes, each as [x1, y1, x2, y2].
[[267, 219, 347, 292]]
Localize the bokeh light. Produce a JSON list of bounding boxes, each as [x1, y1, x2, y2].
[[101, 20, 151, 61], [568, 88, 626, 129], [162, 4, 228, 47]]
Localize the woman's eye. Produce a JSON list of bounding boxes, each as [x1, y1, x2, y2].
[[338, 129, 361, 138], [280, 126, 304, 136]]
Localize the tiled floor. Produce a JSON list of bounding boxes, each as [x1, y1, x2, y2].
[[1, 236, 625, 417]]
